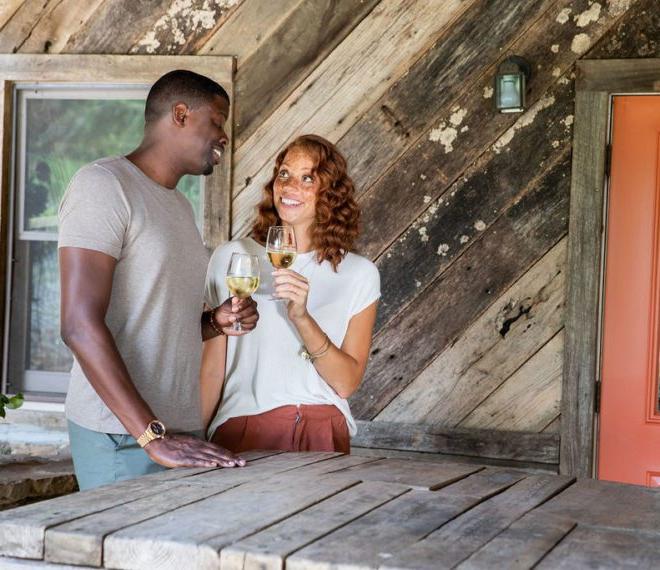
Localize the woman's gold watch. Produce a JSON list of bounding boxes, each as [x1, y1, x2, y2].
[[136, 420, 167, 448]]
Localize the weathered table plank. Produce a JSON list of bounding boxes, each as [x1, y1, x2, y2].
[[457, 511, 576, 569], [532, 478, 660, 531], [103, 471, 359, 570], [2, 453, 659, 570], [287, 468, 526, 570], [536, 526, 660, 570], [380, 474, 574, 569], [0, 450, 322, 560], [43, 451, 340, 567], [221, 480, 408, 570], [330, 457, 483, 490]]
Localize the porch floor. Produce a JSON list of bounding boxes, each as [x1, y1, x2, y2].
[[0, 450, 657, 569]]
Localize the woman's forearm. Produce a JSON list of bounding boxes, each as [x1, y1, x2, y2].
[[291, 314, 363, 398]]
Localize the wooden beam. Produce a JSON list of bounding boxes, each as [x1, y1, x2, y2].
[[577, 58, 660, 92], [560, 89, 608, 479], [351, 421, 560, 464]]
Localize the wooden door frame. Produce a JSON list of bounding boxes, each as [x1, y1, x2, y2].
[[561, 58, 660, 478], [0, 54, 235, 396]]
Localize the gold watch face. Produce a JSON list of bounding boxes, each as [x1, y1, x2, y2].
[[149, 420, 166, 437]]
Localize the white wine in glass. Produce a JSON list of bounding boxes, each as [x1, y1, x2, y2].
[[266, 226, 297, 299], [226, 253, 260, 331]]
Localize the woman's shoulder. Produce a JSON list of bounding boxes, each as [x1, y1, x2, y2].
[[340, 252, 380, 280]]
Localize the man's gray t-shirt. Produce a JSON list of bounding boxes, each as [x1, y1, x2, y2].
[[58, 156, 209, 434]]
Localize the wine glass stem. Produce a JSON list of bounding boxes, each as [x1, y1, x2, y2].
[[233, 319, 242, 332]]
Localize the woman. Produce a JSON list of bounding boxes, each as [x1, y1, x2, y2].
[[201, 134, 379, 452]]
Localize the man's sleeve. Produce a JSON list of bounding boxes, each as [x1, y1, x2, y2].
[[58, 165, 129, 260], [204, 244, 229, 308]]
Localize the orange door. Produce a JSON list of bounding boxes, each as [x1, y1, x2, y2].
[[599, 95, 660, 486]]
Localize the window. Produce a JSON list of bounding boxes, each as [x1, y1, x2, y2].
[[0, 55, 234, 401], [5, 86, 203, 396]]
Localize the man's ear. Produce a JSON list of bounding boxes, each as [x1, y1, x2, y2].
[[172, 102, 189, 127]]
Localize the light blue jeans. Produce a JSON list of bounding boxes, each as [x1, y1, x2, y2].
[[68, 420, 188, 491]]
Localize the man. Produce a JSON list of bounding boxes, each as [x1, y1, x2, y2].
[[58, 70, 258, 490]]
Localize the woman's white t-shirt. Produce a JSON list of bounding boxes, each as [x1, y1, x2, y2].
[[204, 237, 380, 438]]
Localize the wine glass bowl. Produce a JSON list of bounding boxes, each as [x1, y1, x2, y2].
[[226, 252, 260, 331], [266, 226, 297, 299]]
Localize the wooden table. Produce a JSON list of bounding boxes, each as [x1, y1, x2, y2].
[[0, 450, 659, 569]]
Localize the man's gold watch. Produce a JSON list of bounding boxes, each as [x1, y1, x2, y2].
[[136, 420, 167, 448]]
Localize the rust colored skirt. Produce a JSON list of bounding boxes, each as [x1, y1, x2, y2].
[[210, 404, 350, 453]]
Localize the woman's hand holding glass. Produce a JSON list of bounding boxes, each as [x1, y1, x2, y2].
[[272, 268, 310, 322]]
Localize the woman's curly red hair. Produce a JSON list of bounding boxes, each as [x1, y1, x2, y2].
[[251, 134, 360, 271]]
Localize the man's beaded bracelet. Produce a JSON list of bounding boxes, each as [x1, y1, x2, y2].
[[208, 307, 225, 336]]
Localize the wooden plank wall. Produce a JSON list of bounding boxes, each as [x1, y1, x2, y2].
[[1, 0, 658, 465]]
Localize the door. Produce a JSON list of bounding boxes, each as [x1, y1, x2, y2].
[[599, 95, 660, 486]]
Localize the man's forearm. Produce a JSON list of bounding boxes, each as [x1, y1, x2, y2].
[[62, 319, 156, 438]]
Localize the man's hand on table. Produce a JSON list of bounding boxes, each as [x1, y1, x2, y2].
[[145, 434, 246, 468]]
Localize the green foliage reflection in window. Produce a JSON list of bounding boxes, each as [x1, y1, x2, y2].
[[23, 97, 202, 233]]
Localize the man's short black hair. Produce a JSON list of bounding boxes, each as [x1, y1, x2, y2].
[[144, 69, 229, 123]]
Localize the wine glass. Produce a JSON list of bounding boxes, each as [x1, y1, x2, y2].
[[225, 253, 260, 331], [266, 226, 297, 300]]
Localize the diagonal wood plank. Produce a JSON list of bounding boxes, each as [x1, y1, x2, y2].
[[457, 511, 575, 570], [458, 330, 563, 431], [231, 0, 380, 145], [350, 150, 571, 420], [354, 0, 632, 261], [129, 0, 244, 55], [0, 0, 62, 53], [587, 0, 659, 61], [199, 0, 300, 61], [329, 458, 483, 490], [370, 73, 574, 332], [42, 451, 330, 566], [533, 478, 660, 531], [230, 0, 474, 238], [64, 0, 173, 54], [103, 471, 360, 570], [376, 238, 566, 428], [338, 0, 554, 194], [220, 480, 408, 570], [0, 0, 25, 34], [286, 468, 525, 570], [0, 451, 331, 559], [381, 474, 574, 569], [16, 0, 104, 54], [536, 525, 660, 569]]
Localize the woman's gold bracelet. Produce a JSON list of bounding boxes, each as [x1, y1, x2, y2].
[[301, 334, 331, 362]]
